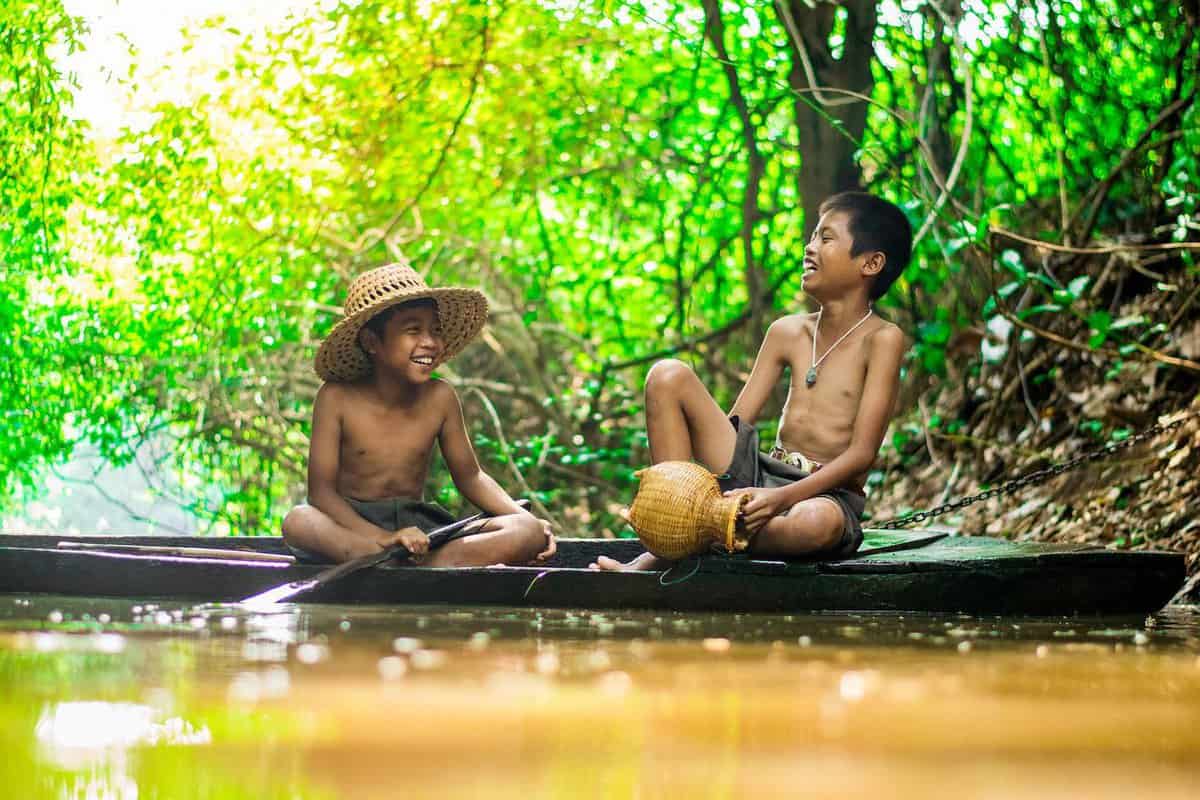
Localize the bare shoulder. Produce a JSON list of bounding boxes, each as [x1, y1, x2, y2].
[[320, 379, 379, 412], [425, 377, 457, 402], [315, 381, 349, 411], [424, 378, 462, 416], [768, 312, 818, 341], [865, 320, 907, 357]]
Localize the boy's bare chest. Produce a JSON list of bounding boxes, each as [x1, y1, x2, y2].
[[340, 404, 440, 459], [783, 333, 869, 404], [778, 341, 868, 457]]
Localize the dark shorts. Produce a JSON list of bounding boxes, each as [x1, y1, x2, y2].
[[286, 496, 456, 564], [717, 417, 865, 559]]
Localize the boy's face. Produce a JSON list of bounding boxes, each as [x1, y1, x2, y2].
[[362, 305, 444, 382], [801, 210, 882, 300]]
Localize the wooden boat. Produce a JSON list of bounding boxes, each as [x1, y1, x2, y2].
[[0, 530, 1185, 615]]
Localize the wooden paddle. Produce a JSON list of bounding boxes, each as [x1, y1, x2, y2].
[[240, 499, 529, 609]]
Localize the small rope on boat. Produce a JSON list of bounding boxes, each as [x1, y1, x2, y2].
[[659, 557, 702, 587], [522, 569, 551, 600]]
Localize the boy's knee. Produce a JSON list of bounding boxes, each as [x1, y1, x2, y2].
[[793, 501, 846, 552], [509, 515, 548, 561], [281, 505, 316, 543], [762, 501, 844, 556], [645, 358, 694, 392]]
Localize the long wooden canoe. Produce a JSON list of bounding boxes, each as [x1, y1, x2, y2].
[[0, 531, 1185, 615]]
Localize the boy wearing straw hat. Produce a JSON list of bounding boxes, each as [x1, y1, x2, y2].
[[594, 192, 911, 570], [282, 263, 555, 565]]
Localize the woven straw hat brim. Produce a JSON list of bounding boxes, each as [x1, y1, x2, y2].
[[314, 286, 488, 383]]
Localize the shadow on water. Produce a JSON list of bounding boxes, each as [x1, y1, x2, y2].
[[2, 595, 1199, 798]]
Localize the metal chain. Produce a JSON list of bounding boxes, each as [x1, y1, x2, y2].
[[874, 412, 1198, 529]]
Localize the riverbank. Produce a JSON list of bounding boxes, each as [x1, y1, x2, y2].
[[871, 379, 1200, 602]]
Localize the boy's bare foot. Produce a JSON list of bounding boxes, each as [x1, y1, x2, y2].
[[588, 552, 664, 571]]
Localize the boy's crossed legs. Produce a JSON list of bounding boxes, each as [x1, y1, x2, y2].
[[591, 359, 847, 571], [283, 504, 549, 567]]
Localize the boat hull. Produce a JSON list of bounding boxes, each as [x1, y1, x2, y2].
[[0, 532, 1185, 615]]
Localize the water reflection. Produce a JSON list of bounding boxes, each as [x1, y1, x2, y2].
[[240, 608, 304, 663], [1, 596, 1199, 798], [36, 701, 211, 766]]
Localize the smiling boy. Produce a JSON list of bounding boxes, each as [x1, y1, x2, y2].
[[594, 192, 911, 570], [282, 263, 554, 565]]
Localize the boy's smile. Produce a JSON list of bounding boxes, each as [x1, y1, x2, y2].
[[367, 305, 444, 381], [801, 210, 869, 299], [296, 263, 546, 568]]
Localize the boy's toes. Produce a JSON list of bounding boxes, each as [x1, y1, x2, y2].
[[592, 556, 625, 572]]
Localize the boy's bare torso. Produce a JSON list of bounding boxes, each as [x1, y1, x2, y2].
[[325, 381, 447, 501], [772, 311, 898, 483]]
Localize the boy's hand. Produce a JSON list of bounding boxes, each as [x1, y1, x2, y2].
[[724, 487, 789, 533], [534, 518, 556, 562], [498, 512, 557, 562], [385, 526, 430, 557]]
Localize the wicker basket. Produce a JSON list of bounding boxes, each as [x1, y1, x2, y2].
[[628, 461, 750, 560]]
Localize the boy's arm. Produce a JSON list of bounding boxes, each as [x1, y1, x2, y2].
[[736, 325, 906, 526], [728, 318, 789, 424], [437, 385, 530, 517], [306, 385, 397, 547]]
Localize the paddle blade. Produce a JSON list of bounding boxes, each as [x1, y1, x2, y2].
[[240, 579, 320, 610], [237, 543, 401, 609], [235, 502, 524, 608]]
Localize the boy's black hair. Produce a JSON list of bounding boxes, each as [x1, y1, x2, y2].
[[361, 297, 438, 341], [818, 192, 913, 300]]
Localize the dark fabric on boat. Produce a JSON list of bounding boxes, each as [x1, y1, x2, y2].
[[717, 416, 865, 559], [286, 496, 457, 564]]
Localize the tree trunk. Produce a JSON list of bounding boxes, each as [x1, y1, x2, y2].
[[778, 0, 880, 235], [703, 0, 769, 339]]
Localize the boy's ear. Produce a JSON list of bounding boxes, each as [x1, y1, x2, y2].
[[860, 251, 886, 278], [358, 327, 381, 356]]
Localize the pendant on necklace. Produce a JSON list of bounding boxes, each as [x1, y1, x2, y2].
[[805, 366, 818, 388]]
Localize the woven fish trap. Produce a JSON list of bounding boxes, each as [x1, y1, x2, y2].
[[628, 461, 750, 560]]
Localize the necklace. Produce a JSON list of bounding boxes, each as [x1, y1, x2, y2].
[[806, 307, 873, 388]]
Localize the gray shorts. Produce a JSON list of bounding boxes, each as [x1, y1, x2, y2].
[[717, 417, 865, 559], [286, 496, 456, 564]]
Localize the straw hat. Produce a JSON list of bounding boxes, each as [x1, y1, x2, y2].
[[314, 263, 488, 382], [628, 461, 750, 560]]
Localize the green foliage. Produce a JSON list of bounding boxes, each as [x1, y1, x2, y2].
[[0, 1, 93, 505], [1, 0, 1197, 533], [872, 0, 1197, 383]]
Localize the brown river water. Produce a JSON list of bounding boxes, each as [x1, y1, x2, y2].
[[2, 595, 1199, 799]]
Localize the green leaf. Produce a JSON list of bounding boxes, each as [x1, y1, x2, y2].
[[999, 249, 1026, 278], [1110, 315, 1144, 330], [1087, 310, 1112, 348], [945, 236, 970, 256], [1018, 303, 1064, 319], [919, 320, 951, 344]]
